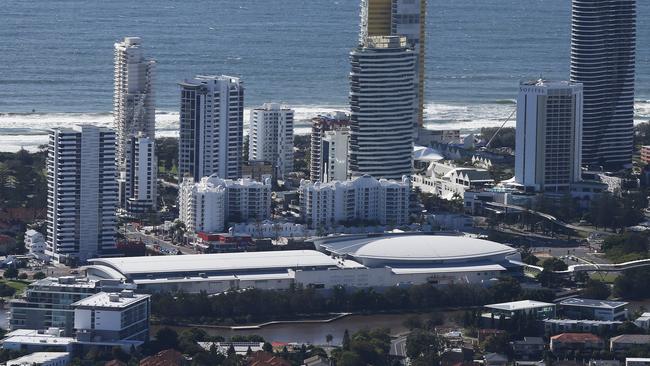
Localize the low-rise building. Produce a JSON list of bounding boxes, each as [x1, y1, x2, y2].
[[9, 277, 133, 336], [543, 319, 622, 335], [73, 291, 150, 347], [633, 312, 650, 330], [412, 161, 493, 199], [627, 358, 650, 366], [610, 334, 650, 354], [550, 333, 605, 356], [484, 300, 556, 320], [25, 229, 46, 259], [558, 298, 628, 321], [511, 337, 545, 360], [197, 341, 264, 356], [194, 232, 254, 253], [299, 175, 410, 229], [6, 352, 69, 366], [484, 353, 508, 366], [1, 328, 74, 353]]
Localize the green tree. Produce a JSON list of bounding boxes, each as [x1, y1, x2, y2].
[[3, 267, 18, 279], [582, 279, 610, 300]]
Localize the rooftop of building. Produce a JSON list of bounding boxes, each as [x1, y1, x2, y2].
[[6, 352, 69, 365], [485, 300, 556, 311], [520, 79, 581, 89], [610, 334, 650, 344], [559, 298, 628, 309], [550, 333, 603, 342], [316, 233, 516, 264], [544, 319, 622, 325], [88, 250, 353, 278], [2, 329, 74, 347], [72, 291, 149, 309]]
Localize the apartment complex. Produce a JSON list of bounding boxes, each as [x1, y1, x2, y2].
[[248, 103, 294, 179], [46, 125, 118, 263], [178, 75, 244, 182], [321, 127, 350, 182], [299, 175, 410, 229], [349, 36, 416, 180], [179, 175, 272, 233], [113, 37, 157, 214], [9, 277, 132, 336], [514, 80, 583, 193]]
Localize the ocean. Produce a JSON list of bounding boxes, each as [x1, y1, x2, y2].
[[1, 0, 649, 152]]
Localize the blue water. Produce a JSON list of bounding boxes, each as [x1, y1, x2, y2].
[[1, 0, 648, 113]]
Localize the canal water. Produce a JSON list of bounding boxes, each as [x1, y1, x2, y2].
[[152, 311, 462, 346]]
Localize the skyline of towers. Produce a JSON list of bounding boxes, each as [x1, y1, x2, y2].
[[571, 0, 636, 169], [514, 80, 584, 193], [248, 103, 294, 180], [360, 0, 426, 128], [113, 37, 157, 214], [349, 35, 416, 180], [178, 75, 245, 182], [45, 125, 118, 264]]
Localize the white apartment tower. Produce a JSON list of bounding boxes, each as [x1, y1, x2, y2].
[[515, 80, 583, 193], [120, 135, 157, 213], [178, 75, 244, 182], [349, 36, 416, 180], [299, 175, 410, 229], [179, 175, 271, 233], [249, 103, 294, 179], [46, 125, 118, 264], [113, 37, 157, 214], [309, 113, 350, 182], [321, 128, 350, 182]]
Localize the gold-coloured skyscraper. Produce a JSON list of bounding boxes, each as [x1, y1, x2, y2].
[[359, 0, 426, 128]]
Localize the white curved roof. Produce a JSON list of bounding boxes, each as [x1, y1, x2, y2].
[[353, 235, 515, 262]]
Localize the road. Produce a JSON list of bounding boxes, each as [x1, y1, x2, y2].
[[124, 227, 197, 255]]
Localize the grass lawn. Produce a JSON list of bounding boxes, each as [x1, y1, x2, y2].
[[590, 272, 619, 284], [0, 279, 30, 294]]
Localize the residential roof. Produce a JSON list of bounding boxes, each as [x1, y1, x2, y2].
[[247, 351, 291, 366], [72, 291, 149, 309], [485, 300, 555, 312], [559, 298, 628, 309], [140, 349, 185, 366], [6, 352, 69, 366], [610, 334, 650, 344], [550, 333, 603, 343]]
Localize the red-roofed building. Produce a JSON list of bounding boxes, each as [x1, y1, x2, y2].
[[140, 349, 188, 366], [550, 333, 604, 355], [246, 351, 291, 366]]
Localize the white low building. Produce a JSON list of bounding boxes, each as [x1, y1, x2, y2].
[[412, 161, 493, 199], [25, 229, 46, 259], [180, 175, 272, 233], [6, 352, 69, 366], [299, 175, 410, 229], [86, 233, 519, 294], [73, 291, 150, 347]]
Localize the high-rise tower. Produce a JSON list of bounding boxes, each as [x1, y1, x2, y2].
[[570, 0, 635, 169], [360, 0, 426, 128], [113, 37, 157, 214], [46, 125, 118, 264], [178, 75, 244, 182], [248, 103, 294, 179], [514, 80, 583, 193], [349, 36, 416, 180]]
